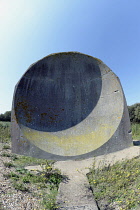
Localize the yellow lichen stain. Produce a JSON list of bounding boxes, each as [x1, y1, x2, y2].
[[21, 124, 115, 156]]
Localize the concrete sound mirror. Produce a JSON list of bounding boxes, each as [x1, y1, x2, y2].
[[11, 52, 132, 160]]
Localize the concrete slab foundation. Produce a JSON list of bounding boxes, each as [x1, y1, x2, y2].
[[55, 161, 98, 210]]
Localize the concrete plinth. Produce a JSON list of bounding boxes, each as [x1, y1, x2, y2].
[[54, 161, 98, 210]]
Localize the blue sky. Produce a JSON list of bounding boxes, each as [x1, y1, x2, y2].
[[0, 0, 140, 114]]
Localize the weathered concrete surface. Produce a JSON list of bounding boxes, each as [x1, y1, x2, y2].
[[55, 163, 98, 210], [25, 146, 140, 172], [11, 52, 132, 160]]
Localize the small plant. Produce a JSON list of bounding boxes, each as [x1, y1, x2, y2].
[[22, 176, 31, 183], [3, 173, 12, 179], [3, 144, 10, 149], [4, 162, 15, 168], [1, 153, 11, 157], [13, 182, 29, 192], [40, 162, 63, 190], [41, 190, 58, 210], [11, 154, 18, 161], [40, 161, 54, 173], [31, 174, 46, 184], [15, 168, 28, 174], [48, 173, 63, 189], [3, 172, 19, 180]]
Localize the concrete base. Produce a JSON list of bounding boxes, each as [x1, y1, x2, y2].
[[55, 161, 98, 210], [58, 205, 98, 209]]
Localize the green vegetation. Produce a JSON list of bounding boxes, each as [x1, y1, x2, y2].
[[131, 123, 140, 140], [13, 182, 29, 192], [2, 156, 63, 209], [41, 190, 58, 210], [13, 154, 54, 168], [1, 152, 11, 157], [0, 111, 11, 121], [3, 161, 15, 168], [2, 144, 11, 149], [88, 156, 140, 210], [4, 163, 62, 193], [0, 121, 11, 143], [128, 103, 140, 123]]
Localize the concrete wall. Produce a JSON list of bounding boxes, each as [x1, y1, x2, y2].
[[11, 52, 132, 160]]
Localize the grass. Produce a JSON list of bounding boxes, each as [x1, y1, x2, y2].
[[41, 189, 58, 210], [12, 182, 29, 192], [1, 152, 11, 157], [0, 121, 11, 143], [3, 162, 15, 168], [88, 156, 140, 210], [13, 154, 54, 168], [3, 159, 63, 209], [131, 123, 140, 140], [2, 144, 10, 149]]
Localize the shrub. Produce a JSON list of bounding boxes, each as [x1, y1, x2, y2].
[[128, 103, 140, 123]]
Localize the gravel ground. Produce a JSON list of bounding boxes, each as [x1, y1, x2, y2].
[[0, 143, 41, 210]]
